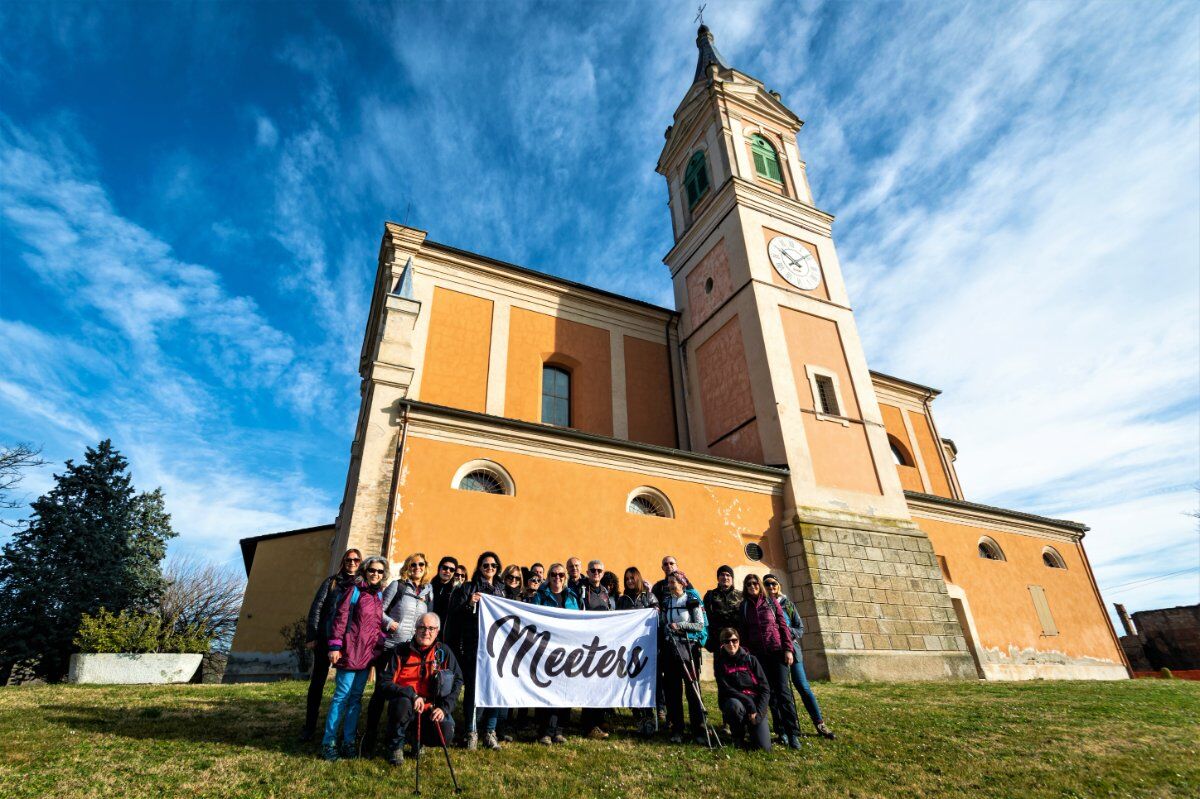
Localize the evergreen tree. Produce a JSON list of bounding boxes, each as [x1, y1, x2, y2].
[[0, 440, 176, 681]]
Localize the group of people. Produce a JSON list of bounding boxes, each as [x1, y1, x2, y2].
[[300, 547, 836, 763]]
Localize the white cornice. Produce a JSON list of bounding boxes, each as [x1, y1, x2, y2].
[[907, 494, 1085, 543]]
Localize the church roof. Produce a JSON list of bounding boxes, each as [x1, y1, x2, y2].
[[693, 24, 731, 83]]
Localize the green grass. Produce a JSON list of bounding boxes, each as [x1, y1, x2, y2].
[[1, 679, 1197, 798]]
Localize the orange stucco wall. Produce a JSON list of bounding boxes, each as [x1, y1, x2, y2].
[[623, 335, 676, 448], [506, 307, 613, 436], [231, 527, 335, 653], [695, 315, 761, 462], [389, 435, 784, 590], [420, 288, 493, 412], [879, 403, 924, 492], [780, 307, 881, 495], [916, 515, 1123, 664], [907, 410, 952, 498]]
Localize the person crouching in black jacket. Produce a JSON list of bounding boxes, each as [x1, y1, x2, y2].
[[376, 612, 464, 766], [713, 626, 772, 751]]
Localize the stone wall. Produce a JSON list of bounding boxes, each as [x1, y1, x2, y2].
[[785, 513, 978, 681]]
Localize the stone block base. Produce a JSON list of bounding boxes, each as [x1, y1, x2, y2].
[[818, 649, 981, 682], [223, 651, 302, 683]]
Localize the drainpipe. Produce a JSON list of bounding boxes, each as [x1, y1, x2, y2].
[[665, 315, 683, 449], [379, 402, 411, 562], [922, 389, 959, 499]]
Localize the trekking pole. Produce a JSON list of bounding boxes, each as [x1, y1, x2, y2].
[[680, 651, 724, 753], [414, 709, 422, 795], [433, 711, 464, 794]]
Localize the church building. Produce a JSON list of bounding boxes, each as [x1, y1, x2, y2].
[[229, 26, 1129, 682]]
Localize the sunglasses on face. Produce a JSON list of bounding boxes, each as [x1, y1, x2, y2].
[[505, 574, 521, 581], [550, 572, 566, 579], [722, 637, 739, 645], [588, 568, 603, 574], [366, 568, 385, 575], [345, 557, 361, 564], [439, 564, 454, 571], [764, 582, 778, 588], [410, 562, 426, 569], [415, 625, 438, 632], [481, 562, 498, 569]]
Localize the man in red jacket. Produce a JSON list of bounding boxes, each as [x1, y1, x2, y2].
[[376, 612, 464, 766]]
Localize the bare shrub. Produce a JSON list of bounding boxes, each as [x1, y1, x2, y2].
[[159, 556, 245, 653]]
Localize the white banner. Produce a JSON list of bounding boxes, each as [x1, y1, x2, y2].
[[475, 594, 658, 708]]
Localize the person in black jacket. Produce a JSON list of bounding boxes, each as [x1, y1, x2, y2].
[[446, 551, 505, 750], [713, 626, 772, 751], [430, 556, 458, 631], [298, 548, 361, 742], [703, 565, 743, 654], [376, 613, 464, 766]]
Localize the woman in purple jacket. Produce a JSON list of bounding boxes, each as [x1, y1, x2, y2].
[[738, 573, 802, 749], [321, 555, 389, 761]]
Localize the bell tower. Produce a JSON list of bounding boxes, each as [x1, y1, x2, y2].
[[659, 26, 976, 680]]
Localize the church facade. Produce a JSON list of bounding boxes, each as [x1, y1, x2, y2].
[[229, 26, 1128, 682]]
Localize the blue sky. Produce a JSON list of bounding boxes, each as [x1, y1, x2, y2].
[[1, 1, 1197, 619]]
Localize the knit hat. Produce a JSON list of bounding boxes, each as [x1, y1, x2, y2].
[[716, 564, 734, 579]]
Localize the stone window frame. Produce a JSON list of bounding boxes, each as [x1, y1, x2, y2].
[[451, 459, 516, 497], [625, 486, 675, 519], [804, 365, 849, 427], [977, 535, 1006, 562], [1042, 546, 1068, 570]]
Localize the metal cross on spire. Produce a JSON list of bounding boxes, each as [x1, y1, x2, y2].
[[695, 4, 706, 26]]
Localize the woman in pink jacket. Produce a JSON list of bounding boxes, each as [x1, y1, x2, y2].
[[321, 555, 389, 761]]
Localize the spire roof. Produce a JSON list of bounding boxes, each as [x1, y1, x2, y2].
[[693, 24, 730, 83]]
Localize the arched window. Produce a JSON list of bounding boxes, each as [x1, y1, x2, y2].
[[542, 365, 570, 427], [626, 486, 674, 518], [977, 536, 1005, 561], [1042, 547, 1067, 569], [749, 134, 782, 182], [888, 435, 913, 467], [452, 460, 515, 496], [683, 150, 710, 209]]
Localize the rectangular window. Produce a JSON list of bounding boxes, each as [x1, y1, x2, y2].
[[815, 374, 840, 416], [541, 366, 571, 427], [1028, 585, 1058, 636]]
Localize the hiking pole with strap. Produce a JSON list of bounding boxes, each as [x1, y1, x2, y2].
[[673, 636, 725, 752], [431, 708, 463, 794]]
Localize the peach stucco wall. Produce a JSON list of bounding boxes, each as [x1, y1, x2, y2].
[[505, 307, 613, 436], [389, 436, 784, 590], [695, 315, 762, 462], [779, 307, 881, 495], [231, 527, 335, 653], [879, 403, 924, 492], [420, 287, 493, 413], [907, 409, 952, 498], [686, 239, 733, 329], [623, 335, 676, 448], [916, 515, 1123, 664]]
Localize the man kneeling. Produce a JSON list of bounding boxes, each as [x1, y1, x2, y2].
[[377, 612, 464, 765]]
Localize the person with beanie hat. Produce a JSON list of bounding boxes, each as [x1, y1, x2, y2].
[[703, 565, 743, 654]]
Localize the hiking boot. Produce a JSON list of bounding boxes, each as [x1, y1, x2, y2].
[[693, 733, 710, 746], [816, 722, 836, 740], [586, 726, 609, 740], [320, 743, 339, 761], [339, 740, 358, 759], [483, 730, 501, 750], [551, 732, 567, 744], [298, 726, 315, 743], [500, 731, 514, 743], [387, 746, 404, 766], [360, 738, 375, 759], [537, 734, 553, 745], [464, 731, 478, 750], [787, 734, 803, 750], [668, 733, 683, 744]]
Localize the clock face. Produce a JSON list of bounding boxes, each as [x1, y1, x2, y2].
[[768, 236, 822, 291]]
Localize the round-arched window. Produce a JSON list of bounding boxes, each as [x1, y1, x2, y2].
[[1042, 547, 1067, 569], [888, 435, 913, 467], [977, 536, 1005, 561], [749, 134, 782, 182], [452, 460, 515, 496], [626, 487, 674, 518], [684, 150, 710, 209]]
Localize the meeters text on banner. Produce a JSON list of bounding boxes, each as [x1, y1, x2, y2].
[[475, 594, 658, 708]]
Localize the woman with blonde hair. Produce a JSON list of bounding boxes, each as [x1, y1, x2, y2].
[[500, 564, 524, 600], [362, 552, 433, 757]]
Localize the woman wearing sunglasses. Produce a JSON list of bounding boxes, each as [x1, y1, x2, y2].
[[447, 550, 506, 750], [739, 573, 802, 749], [300, 548, 361, 743], [362, 552, 435, 757], [321, 555, 390, 761], [500, 564, 525, 600], [763, 574, 835, 740], [713, 627, 772, 750]]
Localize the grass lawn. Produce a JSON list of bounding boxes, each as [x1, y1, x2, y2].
[[1, 679, 1197, 798]]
